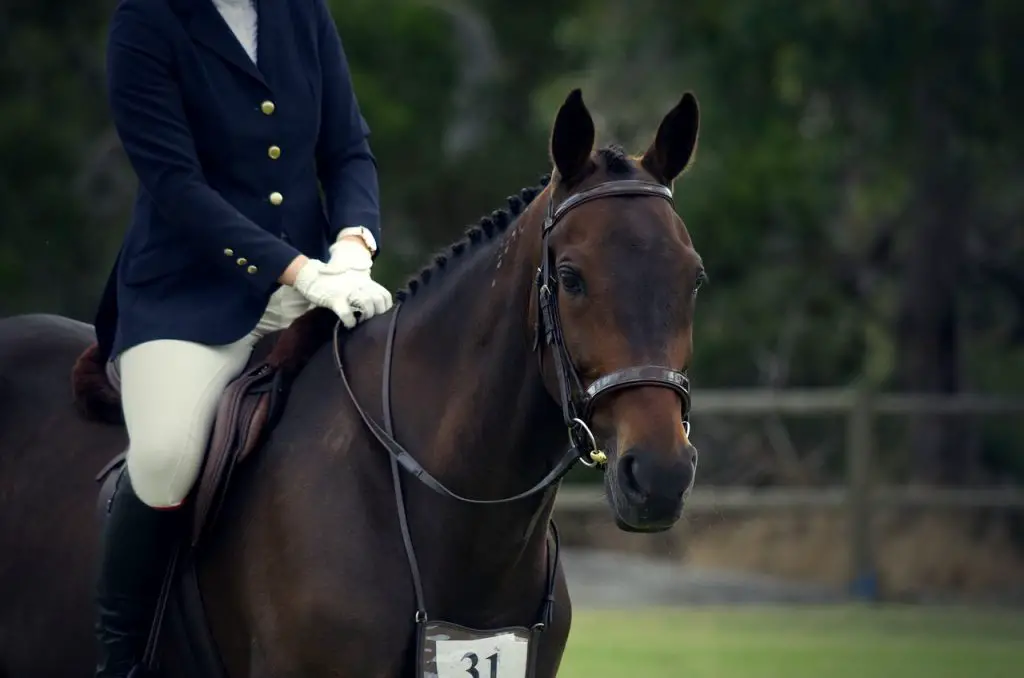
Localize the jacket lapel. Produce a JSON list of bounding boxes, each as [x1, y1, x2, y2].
[[253, 0, 282, 89], [183, 0, 267, 87]]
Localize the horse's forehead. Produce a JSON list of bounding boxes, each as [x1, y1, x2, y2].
[[556, 199, 698, 344], [570, 200, 694, 271]]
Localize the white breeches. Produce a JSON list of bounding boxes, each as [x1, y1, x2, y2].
[[113, 286, 313, 508]]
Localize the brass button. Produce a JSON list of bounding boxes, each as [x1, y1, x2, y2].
[[247, 265, 258, 275], [269, 191, 283, 205], [267, 145, 281, 159], [236, 257, 247, 266], [260, 100, 275, 115], [223, 248, 234, 256]]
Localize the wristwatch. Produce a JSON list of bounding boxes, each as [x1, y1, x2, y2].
[[337, 225, 377, 254]]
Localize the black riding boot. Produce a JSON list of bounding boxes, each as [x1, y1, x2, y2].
[[95, 469, 182, 677]]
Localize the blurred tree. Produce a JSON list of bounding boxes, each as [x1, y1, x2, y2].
[[547, 0, 1024, 483], [1, 0, 1020, 482], [0, 0, 117, 318]]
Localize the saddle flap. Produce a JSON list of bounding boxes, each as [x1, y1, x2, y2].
[[190, 362, 278, 546]]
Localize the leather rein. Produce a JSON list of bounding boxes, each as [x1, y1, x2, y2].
[[333, 178, 693, 505]]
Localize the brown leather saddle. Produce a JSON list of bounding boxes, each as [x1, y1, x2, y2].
[[75, 307, 338, 677], [93, 332, 282, 546]]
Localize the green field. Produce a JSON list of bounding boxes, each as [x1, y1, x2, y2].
[[559, 605, 1024, 678]]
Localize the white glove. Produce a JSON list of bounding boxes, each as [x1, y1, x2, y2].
[[325, 235, 374, 273], [293, 257, 393, 328]]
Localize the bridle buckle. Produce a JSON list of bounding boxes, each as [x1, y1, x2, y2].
[[569, 418, 606, 467]]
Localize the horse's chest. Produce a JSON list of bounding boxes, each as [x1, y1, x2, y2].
[[232, 456, 570, 675], [253, 605, 412, 677], [254, 569, 570, 678]]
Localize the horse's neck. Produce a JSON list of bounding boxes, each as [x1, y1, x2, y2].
[[385, 207, 564, 577]]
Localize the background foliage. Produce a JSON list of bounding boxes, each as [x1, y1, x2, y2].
[[2, 0, 1021, 483]]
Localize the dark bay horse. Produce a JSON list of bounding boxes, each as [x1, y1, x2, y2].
[[0, 89, 705, 677]]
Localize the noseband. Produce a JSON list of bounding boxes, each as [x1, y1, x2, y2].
[[334, 178, 692, 505], [534, 179, 692, 468]]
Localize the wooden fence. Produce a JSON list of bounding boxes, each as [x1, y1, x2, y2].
[[554, 387, 1024, 600]]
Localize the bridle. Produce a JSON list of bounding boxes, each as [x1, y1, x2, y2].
[[333, 178, 693, 505], [535, 178, 692, 469]]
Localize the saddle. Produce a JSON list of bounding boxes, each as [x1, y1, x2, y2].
[[71, 306, 338, 677]]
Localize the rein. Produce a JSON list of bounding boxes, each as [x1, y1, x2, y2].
[[332, 178, 693, 505], [333, 304, 581, 504]]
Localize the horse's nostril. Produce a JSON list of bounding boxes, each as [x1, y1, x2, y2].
[[620, 454, 644, 498]]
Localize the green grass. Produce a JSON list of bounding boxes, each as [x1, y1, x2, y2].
[[559, 605, 1024, 678]]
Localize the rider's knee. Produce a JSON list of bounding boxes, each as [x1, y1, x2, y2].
[[126, 433, 204, 508]]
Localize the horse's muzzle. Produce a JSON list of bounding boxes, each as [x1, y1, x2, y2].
[[607, 442, 697, 532]]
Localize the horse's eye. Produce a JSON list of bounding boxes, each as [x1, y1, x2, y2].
[[694, 269, 708, 296], [558, 266, 586, 296]]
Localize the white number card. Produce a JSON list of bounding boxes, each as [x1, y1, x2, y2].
[[434, 632, 530, 678]]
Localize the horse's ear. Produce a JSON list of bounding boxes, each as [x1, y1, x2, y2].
[[550, 89, 595, 185], [641, 92, 700, 186]]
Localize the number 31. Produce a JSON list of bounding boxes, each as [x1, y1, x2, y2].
[[461, 650, 499, 678]]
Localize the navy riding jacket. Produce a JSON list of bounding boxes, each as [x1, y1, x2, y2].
[[94, 0, 380, 359]]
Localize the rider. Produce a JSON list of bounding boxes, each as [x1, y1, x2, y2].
[[93, 0, 392, 675]]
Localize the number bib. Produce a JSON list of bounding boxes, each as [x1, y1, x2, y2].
[[418, 620, 539, 678]]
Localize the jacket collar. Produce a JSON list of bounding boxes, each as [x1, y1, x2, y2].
[[167, 0, 284, 90]]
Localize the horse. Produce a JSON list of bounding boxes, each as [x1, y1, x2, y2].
[[0, 88, 705, 677]]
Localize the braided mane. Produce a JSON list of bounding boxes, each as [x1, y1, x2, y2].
[[394, 144, 637, 301], [394, 174, 551, 301]]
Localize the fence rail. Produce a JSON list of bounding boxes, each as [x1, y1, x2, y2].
[[556, 484, 1024, 511], [553, 387, 1024, 599], [692, 389, 1024, 414]]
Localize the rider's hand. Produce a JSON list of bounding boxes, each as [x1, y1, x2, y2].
[[293, 258, 393, 328]]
